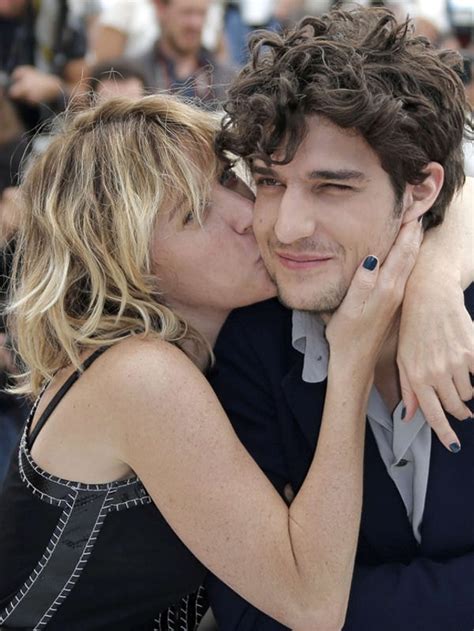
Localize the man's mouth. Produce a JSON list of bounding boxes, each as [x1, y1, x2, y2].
[[276, 252, 334, 270]]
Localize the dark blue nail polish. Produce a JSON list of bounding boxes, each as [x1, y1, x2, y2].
[[449, 442, 461, 453], [363, 256, 378, 271], [401, 406, 406, 420]]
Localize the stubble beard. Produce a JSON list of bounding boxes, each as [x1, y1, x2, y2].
[[263, 245, 349, 315], [276, 276, 349, 315]]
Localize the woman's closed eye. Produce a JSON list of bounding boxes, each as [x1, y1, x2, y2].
[[182, 210, 195, 226], [255, 177, 282, 188], [219, 168, 238, 188]]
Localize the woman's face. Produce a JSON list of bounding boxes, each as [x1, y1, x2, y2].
[[151, 170, 276, 315]]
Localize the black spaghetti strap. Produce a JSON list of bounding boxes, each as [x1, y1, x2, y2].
[[28, 347, 108, 448]]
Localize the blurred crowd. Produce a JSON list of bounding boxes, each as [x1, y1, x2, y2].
[[0, 0, 473, 480]]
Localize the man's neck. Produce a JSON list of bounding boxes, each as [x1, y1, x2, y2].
[[158, 38, 200, 80]]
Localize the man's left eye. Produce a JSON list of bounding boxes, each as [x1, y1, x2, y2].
[[321, 184, 352, 191]]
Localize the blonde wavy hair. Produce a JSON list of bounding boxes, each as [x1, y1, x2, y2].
[[7, 95, 219, 396]]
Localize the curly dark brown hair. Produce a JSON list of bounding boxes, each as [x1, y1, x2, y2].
[[217, 7, 471, 228]]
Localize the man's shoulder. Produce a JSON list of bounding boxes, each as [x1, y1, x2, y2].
[[220, 298, 291, 339], [214, 298, 293, 369]]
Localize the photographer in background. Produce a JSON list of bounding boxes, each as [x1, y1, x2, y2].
[[0, 0, 98, 485], [0, 0, 96, 126]]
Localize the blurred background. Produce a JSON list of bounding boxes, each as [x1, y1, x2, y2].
[[0, 2, 472, 626]]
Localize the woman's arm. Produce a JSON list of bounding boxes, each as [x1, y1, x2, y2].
[[398, 177, 474, 450], [110, 221, 422, 630]]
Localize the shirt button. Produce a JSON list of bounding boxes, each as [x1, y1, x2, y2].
[[396, 459, 409, 467]]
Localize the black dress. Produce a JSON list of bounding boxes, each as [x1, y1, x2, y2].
[[0, 349, 208, 630]]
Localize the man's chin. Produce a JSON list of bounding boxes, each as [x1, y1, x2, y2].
[[276, 283, 347, 314]]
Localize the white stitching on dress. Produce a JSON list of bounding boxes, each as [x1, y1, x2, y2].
[[179, 594, 189, 629], [18, 447, 71, 507], [22, 434, 139, 491], [153, 588, 206, 631], [34, 488, 117, 629], [109, 495, 153, 511], [168, 604, 176, 630], [154, 611, 162, 631], [0, 490, 77, 624], [195, 585, 205, 627], [21, 384, 139, 494]]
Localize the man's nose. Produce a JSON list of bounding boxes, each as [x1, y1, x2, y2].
[[274, 189, 318, 244]]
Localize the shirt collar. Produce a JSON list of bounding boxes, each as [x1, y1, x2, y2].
[[292, 310, 329, 383], [291, 309, 428, 445]]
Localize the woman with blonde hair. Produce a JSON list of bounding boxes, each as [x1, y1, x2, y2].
[[0, 95, 471, 630]]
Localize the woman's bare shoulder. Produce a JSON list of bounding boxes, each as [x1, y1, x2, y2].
[[99, 334, 208, 384], [95, 336, 214, 422]]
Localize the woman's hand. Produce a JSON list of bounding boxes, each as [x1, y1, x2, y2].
[[396, 178, 474, 451], [326, 220, 423, 376], [398, 270, 473, 451]]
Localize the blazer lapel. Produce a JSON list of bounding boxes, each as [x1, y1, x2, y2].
[[281, 349, 327, 449], [360, 426, 419, 560], [281, 348, 418, 560]]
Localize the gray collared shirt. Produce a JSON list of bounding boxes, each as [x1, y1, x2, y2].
[[292, 310, 431, 543]]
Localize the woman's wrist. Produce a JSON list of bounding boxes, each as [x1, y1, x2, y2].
[[327, 360, 374, 402]]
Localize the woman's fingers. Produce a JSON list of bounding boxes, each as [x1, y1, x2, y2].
[[344, 220, 423, 320], [398, 274, 473, 451], [452, 365, 474, 403], [398, 357, 472, 451], [337, 255, 379, 317], [377, 220, 423, 292], [398, 363, 419, 422], [414, 384, 461, 452], [324, 255, 381, 355], [433, 378, 473, 421]]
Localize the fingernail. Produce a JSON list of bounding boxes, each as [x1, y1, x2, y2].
[[401, 406, 406, 420], [363, 256, 378, 271], [449, 442, 461, 453]]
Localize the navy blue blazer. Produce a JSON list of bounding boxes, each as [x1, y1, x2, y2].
[[206, 285, 474, 631]]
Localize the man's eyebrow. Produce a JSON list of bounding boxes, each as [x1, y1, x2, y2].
[[308, 169, 366, 181], [251, 166, 367, 181]]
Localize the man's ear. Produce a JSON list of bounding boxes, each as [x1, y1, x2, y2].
[[402, 162, 444, 224]]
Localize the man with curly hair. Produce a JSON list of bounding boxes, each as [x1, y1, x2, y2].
[[206, 6, 474, 630]]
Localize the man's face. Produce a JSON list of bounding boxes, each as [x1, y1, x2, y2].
[[252, 116, 405, 313], [156, 0, 210, 56]]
